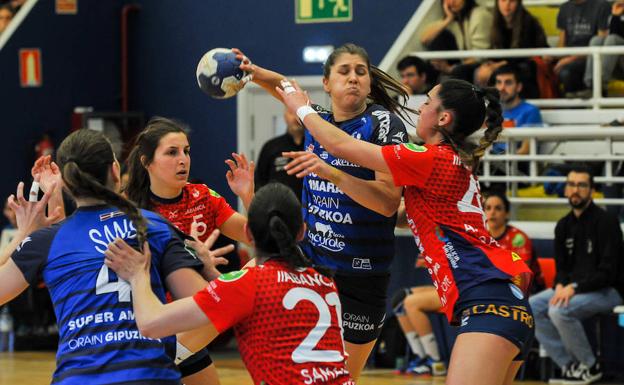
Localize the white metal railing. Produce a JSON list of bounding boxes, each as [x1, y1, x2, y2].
[[479, 126, 624, 204], [415, 46, 624, 109], [0, 0, 38, 51]]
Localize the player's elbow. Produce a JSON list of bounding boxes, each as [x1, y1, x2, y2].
[[138, 319, 168, 340]]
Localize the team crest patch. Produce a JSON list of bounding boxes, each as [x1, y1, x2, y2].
[[403, 143, 427, 153], [509, 283, 524, 300], [218, 270, 248, 282], [209, 189, 221, 198], [511, 252, 521, 262], [512, 233, 526, 248]]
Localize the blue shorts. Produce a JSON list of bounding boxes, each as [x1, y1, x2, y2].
[[454, 280, 535, 361]]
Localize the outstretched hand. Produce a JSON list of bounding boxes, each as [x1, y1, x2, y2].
[[31, 155, 63, 193], [186, 228, 234, 281], [104, 239, 151, 283], [225, 152, 255, 205], [8, 181, 62, 236], [231, 48, 254, 86], [283, 149, 338, 181], [275, 79, 311, 114]]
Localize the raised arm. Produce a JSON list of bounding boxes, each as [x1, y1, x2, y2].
[[277, 81, 391, 174]]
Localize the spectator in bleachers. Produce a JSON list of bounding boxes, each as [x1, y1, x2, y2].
[[0, 4, 13, 35], [483, 190, 545, 293], [420, 0, 492, 82], [396, 56, 435, 95], [474, 0, 548, 96], [529, 165, 623, 384], [491, 64, 543, 155], [584, 0, 624, 92], [556, 0, 611, 97]]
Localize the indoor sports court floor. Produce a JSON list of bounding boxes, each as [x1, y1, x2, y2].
[[0, 351, 582, 385]]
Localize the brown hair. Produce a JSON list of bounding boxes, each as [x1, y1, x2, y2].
[[56, 129, 148, 248]]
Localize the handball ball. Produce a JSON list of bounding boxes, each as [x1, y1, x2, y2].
[[196, 48, 247, 99]]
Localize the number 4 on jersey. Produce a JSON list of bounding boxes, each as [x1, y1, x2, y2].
[[96, 265, 132, 302]]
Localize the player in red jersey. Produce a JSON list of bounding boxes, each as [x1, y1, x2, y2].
[[104, 183, 355, 385], [279, 78, 534, 385], [125, 116, 254, 384]]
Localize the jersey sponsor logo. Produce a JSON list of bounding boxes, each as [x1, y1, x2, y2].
[[392, 131, 406, 143], [168, 210, 179, 219], [99, 211, 124, 221], [511, 233, 526, 248], [467, 304, 534, 328], [330, 158, 359, 168], [320, 151, 329, 160], [351, 258, 372, 270], [67, 329, 160, 350], [217, 269, 248, 282], [89, 219, 137, 254], [452, 155, 462, 166], [312, 195, 340, 209], [403, 143, 427, 153], [511, 252, 521, 262], [301, 366, 351, 384], [509, 283, 524, 300], [277, 270, 335, 288], [16, 236, 31, 252], [308, 204, 353, 224], [308, 223, 346, 252], [67, 310, 131, 331], [351, 131, 362, 140], [208, 189, 221, 198], [184, 204, 206, 215], [308, 179, 344, 195], [342, 312, 375, 331], [371, 110, 390, 143]]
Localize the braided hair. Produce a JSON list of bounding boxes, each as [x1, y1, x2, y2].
[[125, 117, 187, 209], [56, 129, 148, 248], [323, 43, 417, 123], [436, 79, 503, 172], [248, 183, 333, 277]]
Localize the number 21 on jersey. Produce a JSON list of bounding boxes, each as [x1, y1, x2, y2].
[[283, 287, 346, 364]]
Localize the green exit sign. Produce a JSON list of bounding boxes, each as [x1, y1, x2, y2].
[[295, 0, 352, 23]]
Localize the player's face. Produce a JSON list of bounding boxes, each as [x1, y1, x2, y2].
[[445, 0, 466, 13], [416, 84, 445, 142], [565, 171, 593, 209], [495, 73, 521, 104], [484, 196, 508, 231], [146, 132, 191, 193], [323, 53, 371, 113]]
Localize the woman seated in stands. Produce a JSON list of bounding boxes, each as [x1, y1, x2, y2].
[[420, 0, 493, 83], [475, 0, 550, 97]]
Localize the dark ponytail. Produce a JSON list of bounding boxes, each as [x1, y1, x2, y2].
[[323, 43, 417, 123], [125, 117, 188, 209], [436, 79, 503, 172], [249, 184, 333, 277], [57, 129, 148, 249]]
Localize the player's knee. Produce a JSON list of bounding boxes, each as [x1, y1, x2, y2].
[[391, 287, 411, 316]]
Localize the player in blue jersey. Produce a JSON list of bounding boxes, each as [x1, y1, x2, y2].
[[235, 43, 414, 379], [0, 129, 230, 385]]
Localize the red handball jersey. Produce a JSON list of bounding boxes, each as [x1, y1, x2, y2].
[[382, 143, 532, 321], [193, 260, 354, 385], [497, 225, 545, 290], [151, 183, 235, 242]]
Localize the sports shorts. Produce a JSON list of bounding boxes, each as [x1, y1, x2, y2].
[[454, 279, 534, 361], [334, 273, 389, 344], [178, 347, 213, 377]]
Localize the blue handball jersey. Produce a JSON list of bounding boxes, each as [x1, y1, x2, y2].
[[301, 104, 408, 275], [11, 205, 204, 385]]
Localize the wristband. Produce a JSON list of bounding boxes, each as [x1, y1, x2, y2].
[[29, 181, 40, 202], [175, 341, 194, 364], [297, 105, 317, 122]]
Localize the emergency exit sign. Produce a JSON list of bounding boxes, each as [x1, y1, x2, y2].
[[296, 0, 352, 23]]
